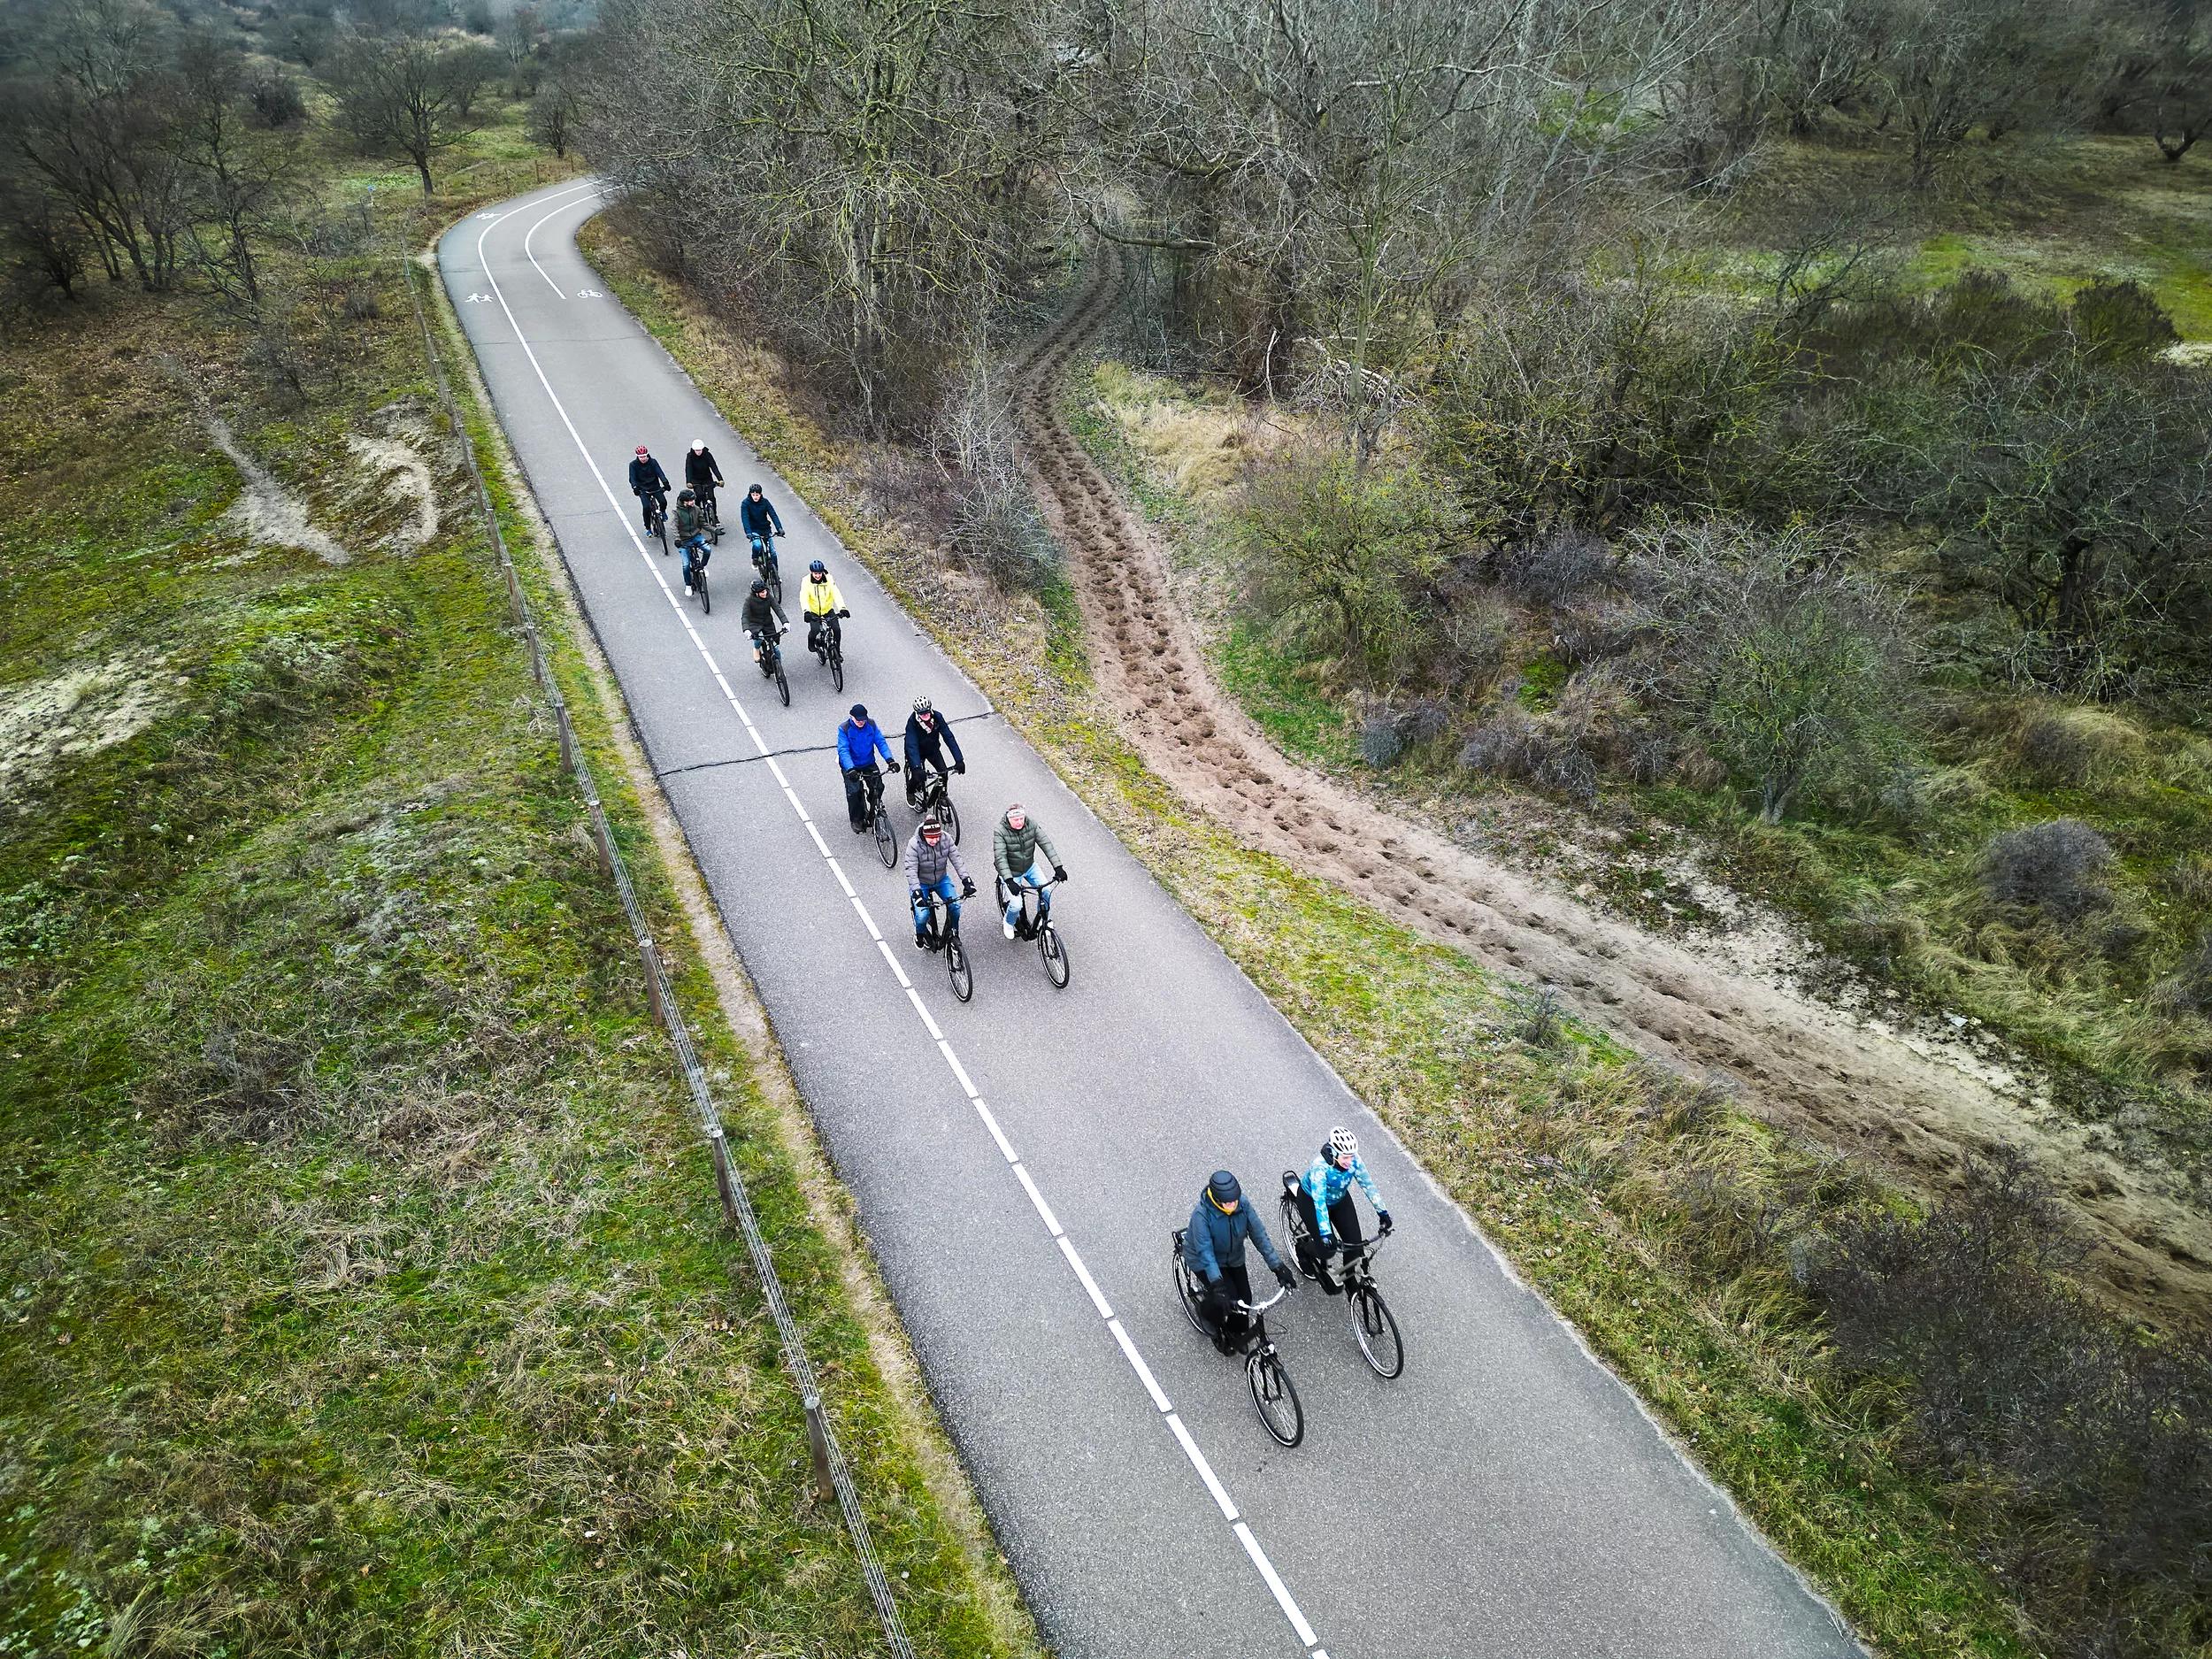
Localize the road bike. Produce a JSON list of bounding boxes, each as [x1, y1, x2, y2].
[[644, 489, 670, 557], [749, 530, 783, 604], [753, 626, 790, 707], [915, 883, 973, 1002], [1279, 1176, 1404, 1379], [997, 872, 1069, 989], [1172, 1230, 1303, 1448], [683, 542, 711, 613], [811, 609, 846, 692], [911, 765, 961, 842]]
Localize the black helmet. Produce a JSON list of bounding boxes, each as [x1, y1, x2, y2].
[[1207, 1170, 1241, 1207], [849, 703, 868, 719], [749, 482, 764, 495], [750, 578, 768, 595], [679, 488, 695, 503]]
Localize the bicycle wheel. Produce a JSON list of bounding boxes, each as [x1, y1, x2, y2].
[[774, 658, 790, 707], [828, 633, 845, 692], [1351, 1282, 1404, 1379], [941, 792, 961, 844], [655, 515, 670, 557], [699, 570, 711, 615], [872, 804, 897, 869], [1248, 1348, 1304, 1448], [1171, 1237, 1208, 1335], [764, 550, 783, 605], [947, 926, 973, 1002], [1040, 920, 1071, 989]]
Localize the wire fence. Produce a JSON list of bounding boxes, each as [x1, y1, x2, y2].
[[399, 249, 918, 1659]]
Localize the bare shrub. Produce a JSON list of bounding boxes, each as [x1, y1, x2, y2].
[[1358, 710, 1404, 769], [1499, 526, 1617, 611], [1438, 591, 1516, 695], [932, 354, 1059, 593], [1808, 1154, 2212, 1654], [2013, 705, 2146, 788], [1457, 704, 1599, 803], [1978, 819, 2115, 923], [2154, 932, 2212, 1018]]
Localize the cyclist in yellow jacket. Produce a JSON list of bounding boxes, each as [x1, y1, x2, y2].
[[802, 558, 848, 656]]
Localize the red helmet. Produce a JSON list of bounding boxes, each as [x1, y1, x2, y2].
[[635, 445, 649, 457]]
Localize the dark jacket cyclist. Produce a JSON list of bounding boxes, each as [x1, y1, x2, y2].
[[628, 446, 670, 533], [1186, 1171, 1295, 1352], [740, 484, 785, 548], [902, 695, 965, 805], [684, 439, 723, 506]]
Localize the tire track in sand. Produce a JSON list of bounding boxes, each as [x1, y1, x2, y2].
[[1014, 250, 2212, 1327]]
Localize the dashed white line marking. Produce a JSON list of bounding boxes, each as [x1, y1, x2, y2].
[[1166, 1413, 1238, 1523], [971, 1099, 1019, 1164], [1011, 1162, 1063, 1237], [1234, 1524, 1317, 1648], [463, 183, 1329, 1659], [1058, 1235, 1114, 1319], [1107, 1318, 1172, 1413]]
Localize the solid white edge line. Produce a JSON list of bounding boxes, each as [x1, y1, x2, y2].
[[970, 1099, 1018, 1164], [1010, 1162, 1062, 1237], [826, 856, 857, 899], [906, 987, 945, 1042], [465, 183, 1330, 1659], [764, 755, 792, 787], [1233, 1524, 1317, 1648], [1107, 1319, 1171, 1413], [1056, 1235, 1114, 1320], [1165, 1413, 1238, 1523], [805, 819, 833, 857]]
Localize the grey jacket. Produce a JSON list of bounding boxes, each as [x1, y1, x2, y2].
[[902, 830, 970, 894]]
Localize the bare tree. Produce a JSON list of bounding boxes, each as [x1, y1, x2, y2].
[[2149, 23, 2212, 161], [527, 79, 576, 157], [168, 34, 303, 303], [499, 4, 545, 96], [1876, 0, 2076, 188], [332, 24, 467, 193]]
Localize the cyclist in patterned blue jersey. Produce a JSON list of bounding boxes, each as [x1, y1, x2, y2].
[[1291, 1125, 1393, 1294]]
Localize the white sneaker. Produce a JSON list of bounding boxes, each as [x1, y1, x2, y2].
[[1002, 918, 1017, 941]]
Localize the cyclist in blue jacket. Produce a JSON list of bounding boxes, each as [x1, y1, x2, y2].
[[837, 703, 898, 833], [1291, 1126, 1393, 1294], [1186, 1171, 1296, 1354]]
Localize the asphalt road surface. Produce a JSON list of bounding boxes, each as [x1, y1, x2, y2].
[[441, 180, 1864, 1659]]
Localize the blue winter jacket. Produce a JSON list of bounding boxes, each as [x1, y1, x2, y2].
[[1186, 1189, 1286, 1285], [1302, 1151, 1385, 1241], [837, 717, 893, 772]]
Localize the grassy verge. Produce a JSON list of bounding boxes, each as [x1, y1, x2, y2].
[[577, 224, 2091, 1659], [0, 142, 1033, 1656]]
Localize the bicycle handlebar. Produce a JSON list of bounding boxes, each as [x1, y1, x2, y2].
[[1234, 1286, 1291, 1314]]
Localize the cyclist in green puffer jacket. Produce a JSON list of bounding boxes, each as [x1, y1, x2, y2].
[[992, 803, 1067, 941]]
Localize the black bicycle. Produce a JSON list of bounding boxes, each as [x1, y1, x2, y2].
[[685, 545, 711, 613], [912, 766, 961, 843], [644, 489, 670, 557], [699, 489, 722, 543], [1172, 1230, 1303, 1448], [812, 610, 846, 692], [916, 883, 973, 1002], [1279, 1175, 1403, 1380], [754, 626, 790, 707], [998, 873, 1069, 989], [749, 530, 783, 604]]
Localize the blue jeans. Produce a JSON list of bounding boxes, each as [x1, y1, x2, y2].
[[912, 873, 960, 940], [1002, 856, 1053, 928], [681, 535, 709, 579]]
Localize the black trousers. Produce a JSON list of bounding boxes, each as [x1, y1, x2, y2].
[[1203, 1259, 1255, 1346], [1296, 1189, 1363, 1279], [843, 764, 884, 831]]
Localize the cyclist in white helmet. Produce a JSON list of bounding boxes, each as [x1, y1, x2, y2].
[[1290, 1125, 1392, 1294]]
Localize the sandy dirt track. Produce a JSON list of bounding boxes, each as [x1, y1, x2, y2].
[[1015, 251, 2212, 1326]]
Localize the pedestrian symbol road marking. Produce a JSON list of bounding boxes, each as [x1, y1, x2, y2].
[[465, 292, 492, 303]]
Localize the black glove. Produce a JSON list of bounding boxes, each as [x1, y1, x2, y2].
[[1272, 1262, 1297, 1291], [1379, 1210, 1394, 1235], [885, 760, 900, 773], [954, 761, 966, 774], [909, 888, 924, 905], [1051, 864, 1068, 883], [961, 879, 976, 898], [838, 608, 849, 618]]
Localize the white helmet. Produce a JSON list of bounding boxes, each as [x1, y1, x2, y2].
[[1327, 1125, 1359, 1162], [913, 695, 933, 715], [691, 438, 706, 451]]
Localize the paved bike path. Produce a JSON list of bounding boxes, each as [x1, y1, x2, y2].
[[440, 180, 1862, 1659]]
